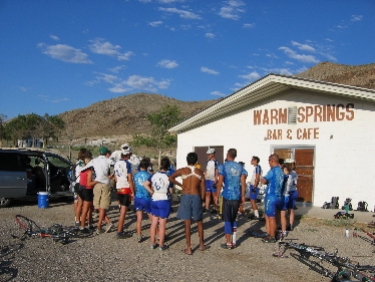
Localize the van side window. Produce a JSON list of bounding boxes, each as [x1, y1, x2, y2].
[[0, 153, 26, 171]]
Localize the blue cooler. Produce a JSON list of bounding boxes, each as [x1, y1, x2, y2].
[[38, 192, 49, 208]]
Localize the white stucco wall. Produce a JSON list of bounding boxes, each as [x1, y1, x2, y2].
[[175, 89, 375, 210]]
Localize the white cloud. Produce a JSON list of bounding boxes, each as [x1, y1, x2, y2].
[[278, 46, 319, 63], [109, 65, 126, 73], [239, 71, 260, 81], [50, 35, 60, 41], [351, 15, 363, 22], [336, 24, 347, 29], [218, 0, 245, 20], [109, 84, 129, 93], [124, 75, 170, 91], [89, 38, 134, 61], [205, 33, 215, 39], [19, 86, 27, 92], [37, 43, 92, 64], [265, 53, 278, 58], [200, 67, 219, 75], [325, 38, 334, 42], [264, 68, 293, 76], [291, 41, 316, 52], [243, 23, 254, 28], [89, 38, 121, 56], [118, 51, 134, 61], [211, 91, 226, 97], [149, 21, 163, 27], [157, 59, 179, 69], [159, 7, 201, 19], [89, 73, 171, 93]]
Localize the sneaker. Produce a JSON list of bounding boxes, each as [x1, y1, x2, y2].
[[262, 236, 276, 243], [287, 224, 293, 231], [96, 228, 105, 235], [79, 227, 90, 233], [150, 244, 158, 250], [137, 236, 144, 243], [159, 245, 169, 251], [75, 222, 80, 227], [105, 223, 113, 233], [116, 232, 132, 239], [87, 225, 95, 231], [220, 243, 234, 250], [211, 209, 218, 215]]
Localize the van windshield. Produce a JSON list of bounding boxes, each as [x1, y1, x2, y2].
[[46, 155, 70, 168]]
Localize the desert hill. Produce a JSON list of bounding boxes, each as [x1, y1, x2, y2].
[[296, 61, 375, 89], [59, 93, 218, 141], [59, 62, 375, 143]]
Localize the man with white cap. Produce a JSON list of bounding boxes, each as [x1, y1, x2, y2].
[[93, 146, 113, 234], [204, 148, 219, 213], [110, 143, 140, 174]]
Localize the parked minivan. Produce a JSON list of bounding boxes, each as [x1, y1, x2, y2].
[[0, 148, 73, 207]]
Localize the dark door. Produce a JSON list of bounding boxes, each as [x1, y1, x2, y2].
[[294, 149, 314, 203]]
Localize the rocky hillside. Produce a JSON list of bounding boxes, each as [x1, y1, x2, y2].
[[59, 93, 218, 142], [296, 62, 375, 89]]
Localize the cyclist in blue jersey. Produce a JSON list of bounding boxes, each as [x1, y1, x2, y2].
[[134, 158, 153, 243], [216, 148, 246, 249], [261, 154, 284, 243]]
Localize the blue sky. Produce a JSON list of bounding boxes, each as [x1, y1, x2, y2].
[[1, 0, 374, 120]]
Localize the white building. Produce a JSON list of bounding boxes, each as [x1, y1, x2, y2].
[[169, 74, 375, 210]]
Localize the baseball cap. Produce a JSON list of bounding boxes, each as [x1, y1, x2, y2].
[[121, 148, 131, 155], [206, 148, 215, 154], [284, 158, 295, 163], [121, 143, 130, 150], [99, 146, 108, 155]]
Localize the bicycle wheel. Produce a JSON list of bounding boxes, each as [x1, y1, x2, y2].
[[15, 215, 42, 232], [64, 227, 93, 238]]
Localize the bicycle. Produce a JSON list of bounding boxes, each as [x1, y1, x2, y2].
[[277, 240, 375, 281], [353, 228, 375, 246], [12, 214, 93, 244]]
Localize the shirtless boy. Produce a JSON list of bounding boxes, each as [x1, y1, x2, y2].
[[169, 152, 209, 255]]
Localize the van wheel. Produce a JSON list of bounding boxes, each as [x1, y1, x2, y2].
[[0, 197, 11, 207]]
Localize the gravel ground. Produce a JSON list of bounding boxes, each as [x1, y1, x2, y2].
[[0, 197, 374, 282]]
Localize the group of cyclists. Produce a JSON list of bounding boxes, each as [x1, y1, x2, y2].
[[71, 143, 299, 251]]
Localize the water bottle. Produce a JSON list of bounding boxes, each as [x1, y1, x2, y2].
[[345, 228, 349, 238]]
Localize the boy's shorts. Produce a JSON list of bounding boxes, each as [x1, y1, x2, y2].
[[249, 185, 260, 200], [205, 180, 217, 193], [177, 194, 203, 221], [151, 200, 171, 219], [134, 197, 151, 213], [264, 195, 281, 217]]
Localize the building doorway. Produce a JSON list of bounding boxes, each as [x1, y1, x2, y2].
[[273, 147, 315, 203]]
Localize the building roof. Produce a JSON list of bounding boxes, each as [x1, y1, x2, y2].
[[169, 74, 375, 133]]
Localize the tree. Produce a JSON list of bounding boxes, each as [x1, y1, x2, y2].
[[0, 114, 7, 147], [131, 104, 181, 166], [4, 113, 65, 147]]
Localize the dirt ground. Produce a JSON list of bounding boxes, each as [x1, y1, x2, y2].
[[0, 198, 374, 282]]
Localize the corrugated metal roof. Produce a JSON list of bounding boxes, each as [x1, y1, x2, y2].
[[169, 74, 375, 133]]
